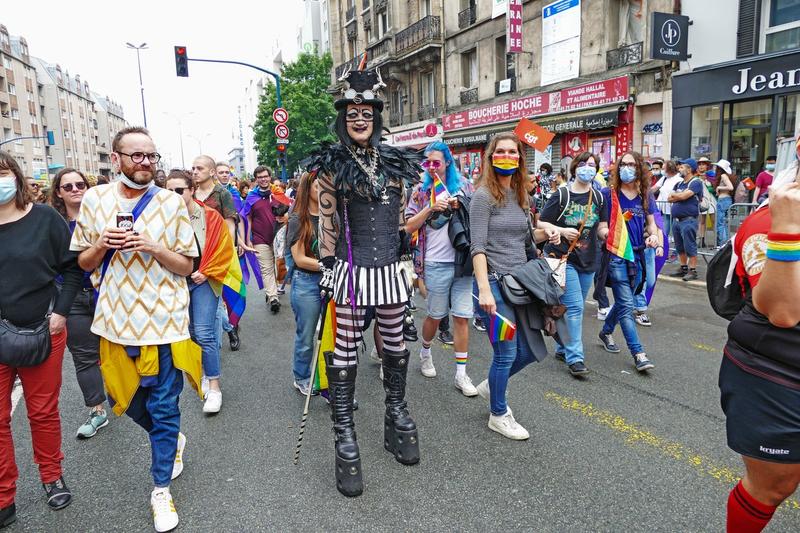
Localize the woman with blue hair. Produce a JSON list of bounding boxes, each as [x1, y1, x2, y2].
[[404, 141, 478, 396]]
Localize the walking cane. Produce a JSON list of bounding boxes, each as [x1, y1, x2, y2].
[[293, 295, 329, 465]]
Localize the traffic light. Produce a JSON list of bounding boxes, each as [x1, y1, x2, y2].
[[174, 46, 189, 77], [276, 143, 286, 153]]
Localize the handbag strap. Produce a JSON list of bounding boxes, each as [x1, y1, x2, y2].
[[558, 190, 593, 264]]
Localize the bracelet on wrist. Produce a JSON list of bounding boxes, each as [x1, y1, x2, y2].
[[766, 238, 800, 262]]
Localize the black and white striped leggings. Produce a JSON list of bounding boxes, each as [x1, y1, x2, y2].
[[333, 304, 406, 366]]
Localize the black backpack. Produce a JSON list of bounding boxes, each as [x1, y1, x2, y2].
[[706, 239, 749, 320]]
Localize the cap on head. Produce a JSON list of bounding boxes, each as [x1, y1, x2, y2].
[[679, 157, 698, 172]]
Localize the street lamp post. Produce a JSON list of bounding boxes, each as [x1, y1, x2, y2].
[[187, 133, 212, 154], [162, 111, 195, 169], [126, 42, 148, 127]]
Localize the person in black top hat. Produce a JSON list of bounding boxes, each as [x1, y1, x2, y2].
[[309, 65, 422, 497]]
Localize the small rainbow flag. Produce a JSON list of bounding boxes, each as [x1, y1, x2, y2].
[[607, 190, 634, 262], [430, 174, 448, 207], [471, 294, 516, 343]]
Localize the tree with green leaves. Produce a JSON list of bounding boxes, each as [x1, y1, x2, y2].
[[253, 52, 336, 174]]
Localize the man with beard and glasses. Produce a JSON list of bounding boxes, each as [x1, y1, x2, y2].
[[70, 127, 200, 533]]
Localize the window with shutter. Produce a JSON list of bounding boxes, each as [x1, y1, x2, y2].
[[737, 0, 761, 58]]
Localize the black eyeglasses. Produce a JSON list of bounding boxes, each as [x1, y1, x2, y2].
[[167, 187, 188, 195], [60, 182, 87, 192], [117, 151, 161, 164]]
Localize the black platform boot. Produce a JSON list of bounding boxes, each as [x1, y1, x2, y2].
[[324, 351, 363, 497], [382, 349, 420, 465]]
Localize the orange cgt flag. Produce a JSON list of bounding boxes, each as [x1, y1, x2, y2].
[[514, 118, 555, 152]]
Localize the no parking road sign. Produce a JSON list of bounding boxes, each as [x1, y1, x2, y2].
[[272, 107, 288, 124], [275, 123, 290, 139]]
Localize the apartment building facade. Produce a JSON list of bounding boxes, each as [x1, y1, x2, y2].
[[93, 94, 127, 177]]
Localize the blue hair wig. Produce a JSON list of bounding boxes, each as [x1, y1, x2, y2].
[[422, 141, 462, 194]]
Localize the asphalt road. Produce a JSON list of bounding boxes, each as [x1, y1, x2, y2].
[[7, 278, 799, 532]]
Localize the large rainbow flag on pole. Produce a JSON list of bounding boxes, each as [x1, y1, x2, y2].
[[607, 190, 635, 262], [195, 201, 247, 326]]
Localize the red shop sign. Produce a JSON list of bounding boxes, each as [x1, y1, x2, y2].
[[443, 76, 629, 132]]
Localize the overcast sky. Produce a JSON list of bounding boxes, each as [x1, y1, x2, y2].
[[2, 0, 305, 169]]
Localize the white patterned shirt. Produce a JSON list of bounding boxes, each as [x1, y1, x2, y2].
[[70, 183, 198, 345]]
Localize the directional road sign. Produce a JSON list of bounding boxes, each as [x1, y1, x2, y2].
[[275, 124, 290, 139], [273, 108, 288, 124]]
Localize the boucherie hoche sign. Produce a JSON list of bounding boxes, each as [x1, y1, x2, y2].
[[443, 76, 629, 132]]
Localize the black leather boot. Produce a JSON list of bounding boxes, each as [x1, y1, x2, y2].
[[324, 351, 363, 497], [382, 349, 420, 465], [228, 325, 241, 351], [403, 307, 418, 342]]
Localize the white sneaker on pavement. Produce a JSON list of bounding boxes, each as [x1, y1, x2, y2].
[[488, 410, 529, 440], [476, 379, 489, 401], [171, 433, 186, 480], [151, 487, 179, 532], [203, 390, 222, 414], [597, 307, 611, 320], [420, 355, 436, 378], [455, 374, 478, 397]]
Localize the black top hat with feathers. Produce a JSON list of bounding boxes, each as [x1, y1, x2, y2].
[[335, 63, 386, 112]]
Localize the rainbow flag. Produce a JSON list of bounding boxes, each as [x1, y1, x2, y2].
[[607, 190, 634, 262], [430, 175, 448, 207], [488, 310, 516, 343], [195, 201, 247, 326], [313, 299, 337, 394]]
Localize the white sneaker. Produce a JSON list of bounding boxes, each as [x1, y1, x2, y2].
[[596, 307, 611, 320], [203, 390, 222, 414], [476, 379, 490, 401], [200, 376, 209, 397], [151, 487, 179, 532], [420, 355, 436, 378], [171, 433, 186, 480], [455, 374, 478, 397], [488, 410, 529, 440]]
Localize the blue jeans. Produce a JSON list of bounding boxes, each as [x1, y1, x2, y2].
[[284, 249, 296, 287], [556, 264, 594, 364], [473, 278, 536, 416], [290, 270, 322, 386], [716, 196, 733, 245], [189, 281, 221, 379], [673, 216, 698, 257], [633, 247, 656, 312], [602, 257, 644, 356], [125, 345, 183, 488]]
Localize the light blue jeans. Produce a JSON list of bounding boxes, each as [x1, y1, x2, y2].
[[290, 270, 322, 387], [602, 257, 644, 356], [633, 247, 656, 312], [473, 278, 536, 416], [189, 281, 221, 379], [716, 196, 733, 245], [556, 264, 595, 365]]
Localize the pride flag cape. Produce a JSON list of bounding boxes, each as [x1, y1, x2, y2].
[[313, 299, 337, 394], [430, 174, 448, 207], [607, 190, 635, 262], [195, 201, 247, 326], [645, 209, 669, 305]]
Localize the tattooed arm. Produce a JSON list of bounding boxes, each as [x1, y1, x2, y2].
[[318, 172, 339, 262]]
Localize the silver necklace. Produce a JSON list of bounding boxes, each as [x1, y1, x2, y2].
[[348, 147, 389, 204]]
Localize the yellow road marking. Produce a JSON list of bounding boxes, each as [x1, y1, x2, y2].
[[544, 391, 800, 512], [692, 343, 718, 352]]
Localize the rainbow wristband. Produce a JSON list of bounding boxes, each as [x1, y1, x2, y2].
[[766, 238, 800, 262]]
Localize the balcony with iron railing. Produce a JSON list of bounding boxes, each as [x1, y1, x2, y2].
[[458, 6, 477, 29], [367, 37, 394, 66], [395, 15, 442, 57], [606, 41, 643, 70], [417, 104, 437, 122], [459, 87, 478, 106]]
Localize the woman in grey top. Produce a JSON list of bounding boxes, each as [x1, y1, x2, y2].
[[471, 132, 559, 440]]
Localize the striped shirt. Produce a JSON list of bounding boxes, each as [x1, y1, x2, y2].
[[469, 186, 528, 276]]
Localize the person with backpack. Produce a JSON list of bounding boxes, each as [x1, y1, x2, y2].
[[667, 158, 704, 281], [404, 141, 477, 396], [717, 139, 800, 532], [539, 151, 609, 376], [599, 151, 661, 373]]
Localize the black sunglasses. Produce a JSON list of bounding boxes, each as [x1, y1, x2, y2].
[[60, 182, 87, 192], [167, 187, 188, 195]]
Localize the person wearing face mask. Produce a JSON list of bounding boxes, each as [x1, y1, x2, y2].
[[540, 151, 609, 376], [50, 168, 111, 440], [754, 155, 778, 205], [668, 158, 705, 281], [0, 152, 83, 526], [599, 151, 662, 373], [308, 67, 423, 497]]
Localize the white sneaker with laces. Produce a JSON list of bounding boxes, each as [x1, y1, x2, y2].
[[203, 390, 222, 414], [171, 433, 186, 480], [455, 374, 478, 397], [420, 355, 436, 378], [488, 410, 529, 440], [151, 487, 179, 532], [476, 379, 489, 401], [597, 307, 611, 320]]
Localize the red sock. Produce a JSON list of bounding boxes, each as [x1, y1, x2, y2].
[[727, 480, 777, 533]]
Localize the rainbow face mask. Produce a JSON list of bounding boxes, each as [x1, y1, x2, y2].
[[492, 154, 519, 176]]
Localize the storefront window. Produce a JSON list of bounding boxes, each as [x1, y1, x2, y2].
[[730, 99, 773, 180], [690, 104, 722, 161], [777, 94, 798, 139]]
